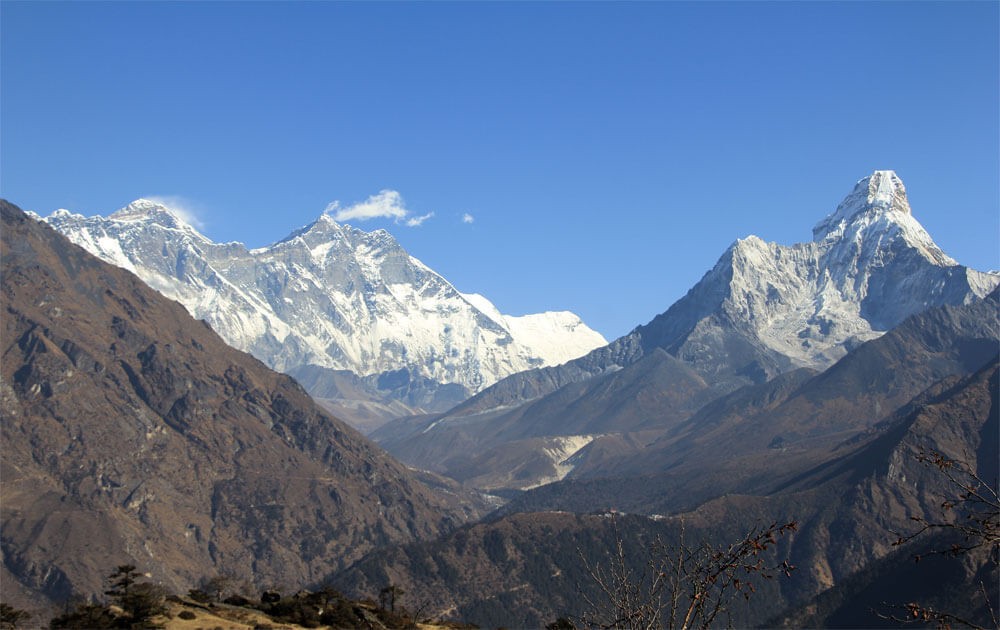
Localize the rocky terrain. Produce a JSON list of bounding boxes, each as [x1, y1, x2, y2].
[[3, 170, 995, 629]]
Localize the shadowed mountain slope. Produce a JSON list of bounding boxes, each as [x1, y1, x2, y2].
[[0, 201, 481, 610], [336, 358, 998, 629], [494, 292, 997, 516], [374, 348, 721, 489]]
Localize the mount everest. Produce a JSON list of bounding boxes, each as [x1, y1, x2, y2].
[[43, 201, 606, 412]]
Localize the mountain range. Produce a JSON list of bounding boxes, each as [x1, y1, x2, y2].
[[372, 170, 999, 491], [3, 169, 997, 627], [43, 201, 606, 420]]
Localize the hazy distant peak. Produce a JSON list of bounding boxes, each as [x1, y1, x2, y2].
[[271, 211, 346, 245], [112, 198, 172, 218], [48, 208, 84, 220]]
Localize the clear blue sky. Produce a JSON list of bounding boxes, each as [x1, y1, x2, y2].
[[3, 1, 997, 340]]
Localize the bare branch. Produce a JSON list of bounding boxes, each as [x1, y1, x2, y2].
[[874, 601, 991, 630], [880, 450, 1000, 628], [893, 450, 999, 564], [576, 516, 797, 630]]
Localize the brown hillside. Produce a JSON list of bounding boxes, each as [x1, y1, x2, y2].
[[0, 200, 481, 611]]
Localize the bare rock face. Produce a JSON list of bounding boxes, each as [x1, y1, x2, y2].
[[0, 200, 480, 609]]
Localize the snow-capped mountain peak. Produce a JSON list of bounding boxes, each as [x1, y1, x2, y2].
[[266, 212, 347, 253], [813, 170, 910, 241], [103, 198, 215, 247], [111, 198, 184, 226], [460, 292, 608, 366], [628, 170, 998, 388], [812, 170, 955, 267]]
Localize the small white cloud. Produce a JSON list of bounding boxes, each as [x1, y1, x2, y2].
[[405, 212, 435, 227], [461, 213, 475, 224], [325, 190, 434, 227], [330, 190, 412, 223], [145, 195, 206, 230]]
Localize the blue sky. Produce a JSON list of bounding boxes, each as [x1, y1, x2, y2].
[[2, 1, 997, 340]]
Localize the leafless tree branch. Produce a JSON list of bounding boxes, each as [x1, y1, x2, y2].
[[577, 516, 797, 630]]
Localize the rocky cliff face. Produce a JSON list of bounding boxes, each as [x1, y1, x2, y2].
[[42, 202, 606, 406], [0, 201, 481, 609]]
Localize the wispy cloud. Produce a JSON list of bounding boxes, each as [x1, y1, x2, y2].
[[461, 213, 475, 224], [146, 195, 206, 230], [406, 212, 435, 227], [327, 189, 431, 227]]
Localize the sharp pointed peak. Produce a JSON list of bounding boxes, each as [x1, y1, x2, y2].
[[812, 170, 913, 241], [857, 170, 910, 214], [316, 211, 339, 225]]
